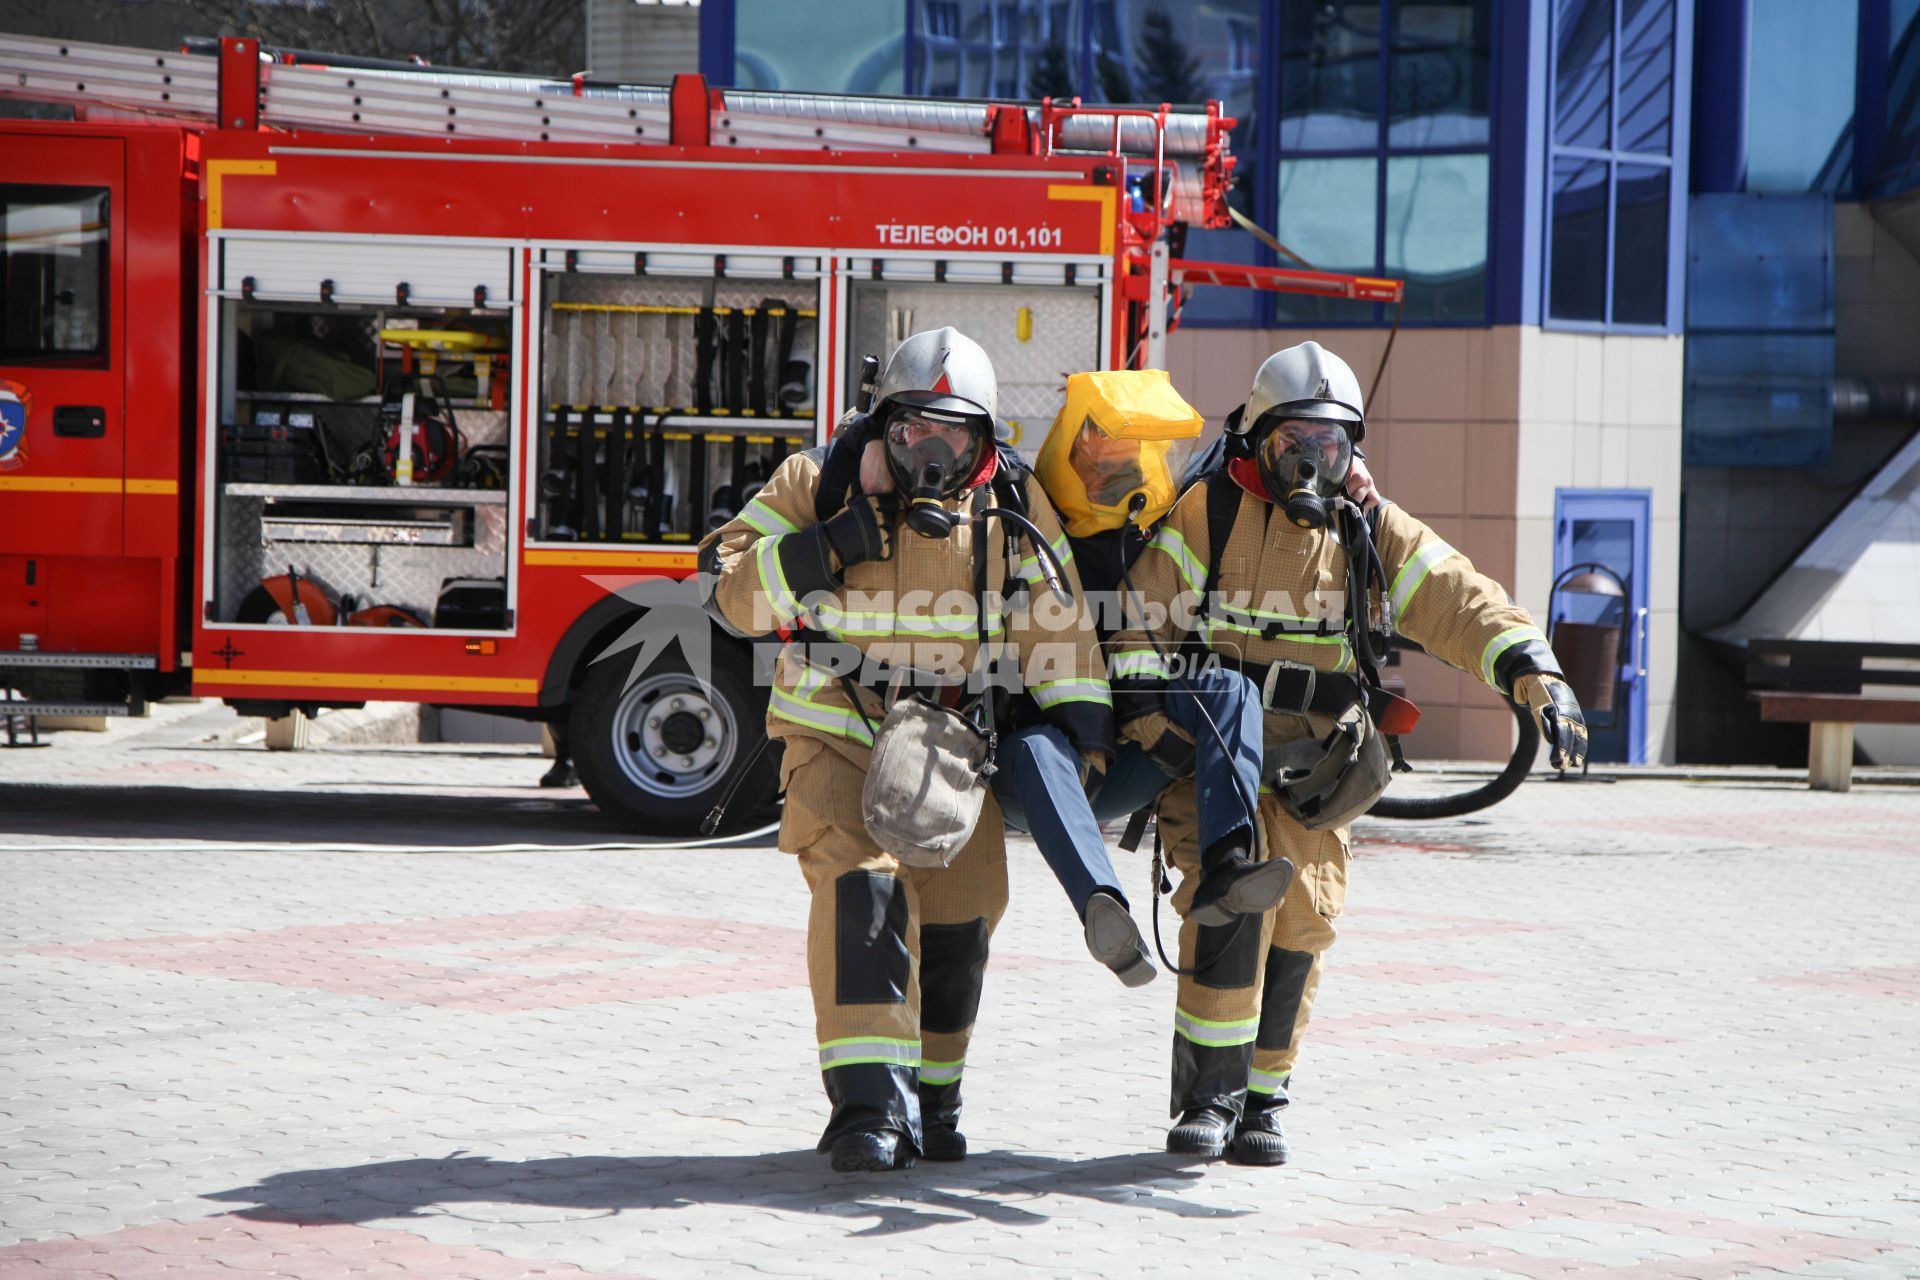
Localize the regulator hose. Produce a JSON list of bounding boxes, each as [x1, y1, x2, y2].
[[1366, 637, 1542, 820]]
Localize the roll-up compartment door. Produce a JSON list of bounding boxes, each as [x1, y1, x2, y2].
[[220, 237, 516, 307]]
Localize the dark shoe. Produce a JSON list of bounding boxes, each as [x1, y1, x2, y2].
[[827, 1129, 916, 1172], [1084, 891, 1156, 987], [1166, 1105, 1236, 1158], [921, 1123, 967, 1161], [1231, 1103, 1290, 1166], [1189, 855, 1295, 928]]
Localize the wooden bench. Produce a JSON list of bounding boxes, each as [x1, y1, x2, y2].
[[1753, 692, 1920, 791]]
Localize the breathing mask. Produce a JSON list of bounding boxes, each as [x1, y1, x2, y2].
[[1036, 369, 1203, 537], [884, 405, 987, 538], [1255, 415, 1353, 530]]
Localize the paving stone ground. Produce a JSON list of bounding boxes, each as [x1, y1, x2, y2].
[[3, 707, 1918, 1277]]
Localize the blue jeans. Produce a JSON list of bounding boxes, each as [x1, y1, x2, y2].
[[996, 667, 1263, 919]]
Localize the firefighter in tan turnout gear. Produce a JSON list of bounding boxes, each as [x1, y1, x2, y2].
[[1108, 340, 1588, 1165], [698, 328, 1113, 1172]]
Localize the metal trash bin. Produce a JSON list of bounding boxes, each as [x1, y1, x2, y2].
[[1547, 566, 1627, 720]]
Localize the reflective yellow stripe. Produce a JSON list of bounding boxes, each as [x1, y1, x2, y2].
[[809, 603, 1004, 638], [195, 668, 536, 694], [1150, 526, 1206, 594], [1479, 624, 1548, 688], [1173, 1007, 1259, 1047], [738, 499, 797, 536], [919, 1057, 965, 1085], [819, 1037, 919, 1070], [1030, 677, 1112, 708], [754, 534, 805, 619], [1109, 649, 1171, 679], [1389, 539, 1457, 618]]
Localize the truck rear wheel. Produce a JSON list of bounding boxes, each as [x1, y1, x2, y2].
[[570, 646, 777, 836]]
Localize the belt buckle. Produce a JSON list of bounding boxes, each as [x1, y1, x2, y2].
[[1260, 659, 1318, 715]]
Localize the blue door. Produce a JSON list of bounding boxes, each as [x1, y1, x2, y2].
[[1552, 489, 1651, 764]]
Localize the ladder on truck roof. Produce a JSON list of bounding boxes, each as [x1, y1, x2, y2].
[[0, 32, 1403, 315], [0, 33, 1234, 226]]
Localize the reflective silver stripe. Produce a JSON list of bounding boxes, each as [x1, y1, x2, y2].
[[1389, 539, 1457, 617], [738, 498, 798, 536], [1150, 525, 1206, 594], [1109, 649, 1171, 679], [753, 534, 804, 619], [770, 671, 875, 746], [1248, 1067, 1290, 1095], [1031, 677, 1112, 709], [818, 1037, 920, 1070], [1016, 531, 1075, 583], [1479, 624, 1548, 688], [809, 603, 1004, 637], [1173, 1006, 1258, 1048], [919, 1057, 965, 1085]]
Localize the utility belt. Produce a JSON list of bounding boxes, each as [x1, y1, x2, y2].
[[1208, 652, 1367, 718]]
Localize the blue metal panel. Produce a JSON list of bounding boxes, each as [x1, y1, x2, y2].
[[1664, 0, 1695, 330], [1686, 194, 1833, 331], [1490, 0, 1545, 326], [1858, 0, 1893, 198], [1689, 0, 1748, 193], [1683, 333, 1834, 466], [700, 0, 737, 85]]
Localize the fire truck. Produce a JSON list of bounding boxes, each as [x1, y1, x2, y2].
[[0, 33, 1401, 832]]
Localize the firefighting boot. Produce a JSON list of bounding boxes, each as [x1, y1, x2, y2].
[[1230, 1094, 1290, 1166], [827, 1128, 917, 1173], [1165, 1105, 1237, 1159], [919, 1080, 967, 1161], [1188, 833, 1295, 928], [1084, 890, 1156, 987]]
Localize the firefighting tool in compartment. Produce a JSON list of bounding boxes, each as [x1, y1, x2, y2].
[[237, 566, 426, 629], [1036, 368, 1203, 538], [379, 375, 464, 487]]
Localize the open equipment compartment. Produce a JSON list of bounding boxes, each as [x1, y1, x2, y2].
[[210, 244, 520, 632], [533, 252, 820, 545]]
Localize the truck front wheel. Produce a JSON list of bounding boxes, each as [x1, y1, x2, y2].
[[569, 647, 777, 835]]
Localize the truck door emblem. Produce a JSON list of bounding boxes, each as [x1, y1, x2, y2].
[[214, 638, 245, 668], [0, 379, 30, 473]]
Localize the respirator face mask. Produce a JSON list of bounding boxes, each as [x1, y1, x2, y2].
[[885, 407, 986, 538], [1255, 416, 1353, 529]]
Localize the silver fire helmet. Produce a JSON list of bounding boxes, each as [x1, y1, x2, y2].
[[1234, 340, 1367, 443], [874, 326, 998, 426]]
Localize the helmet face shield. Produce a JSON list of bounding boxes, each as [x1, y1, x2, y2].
[[1035, 369, 1204, 537], [884, 404, 987, 498], [1067, 418, 1196, 510], [1255, 416, 1352, 501]]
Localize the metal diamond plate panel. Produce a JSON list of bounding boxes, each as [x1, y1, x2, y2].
[[218, 493, 510, 626], [846, 281, 1102, 460]]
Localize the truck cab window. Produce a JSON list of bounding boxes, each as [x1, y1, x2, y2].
[[1, 185, 108, 362]]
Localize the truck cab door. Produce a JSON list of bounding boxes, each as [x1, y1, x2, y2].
[[0, 134, 125, 558]]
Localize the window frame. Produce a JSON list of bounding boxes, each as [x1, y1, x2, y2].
[[0, 182, 112, 366], [1542, 0, 1680, 334], [1269, 0, 1498, 330]]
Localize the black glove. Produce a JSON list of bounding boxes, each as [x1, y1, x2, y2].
[[1131, 710, 1196, 780], [1517, 674, 1589, 771], [822, 492, 896, 572]]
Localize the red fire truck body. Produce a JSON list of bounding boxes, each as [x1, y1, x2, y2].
[[0, 35, 1398, 830]]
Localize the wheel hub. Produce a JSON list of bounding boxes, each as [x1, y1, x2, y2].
[[611, 673, 738, 800]]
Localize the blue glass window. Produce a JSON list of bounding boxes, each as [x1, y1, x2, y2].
[[1385, 152, 1489, 321], [1277, 0, 1381, 151], [1389, 0, 1491, 148], [733, 0, 906, 94], [1545, 0, 1677, 330], [1745, 0, 1859, 193]]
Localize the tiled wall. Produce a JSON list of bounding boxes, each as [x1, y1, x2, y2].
[[1163, 324, 1686, 763]]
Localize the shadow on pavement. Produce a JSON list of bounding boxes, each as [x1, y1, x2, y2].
[[206, 1150, 1243, 1236], [0, 784, 766, 848]]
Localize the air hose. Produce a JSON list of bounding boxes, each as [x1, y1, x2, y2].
[[1367, 685, 1539, 820]]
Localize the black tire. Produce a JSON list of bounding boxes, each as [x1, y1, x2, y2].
[[569, 639, 778, 836]]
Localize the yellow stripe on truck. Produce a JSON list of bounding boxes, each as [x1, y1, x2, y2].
[[195, 668, 537, 695]]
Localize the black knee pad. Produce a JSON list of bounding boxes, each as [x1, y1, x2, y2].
[[835, 871, 910, 1004], [1255, 946, 1316, 1051], [919, 917, 989, 1034], [1193, 917, 1263, 990]]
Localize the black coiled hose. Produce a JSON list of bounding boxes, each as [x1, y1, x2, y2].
[[1366, 693, 1538, 819]]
